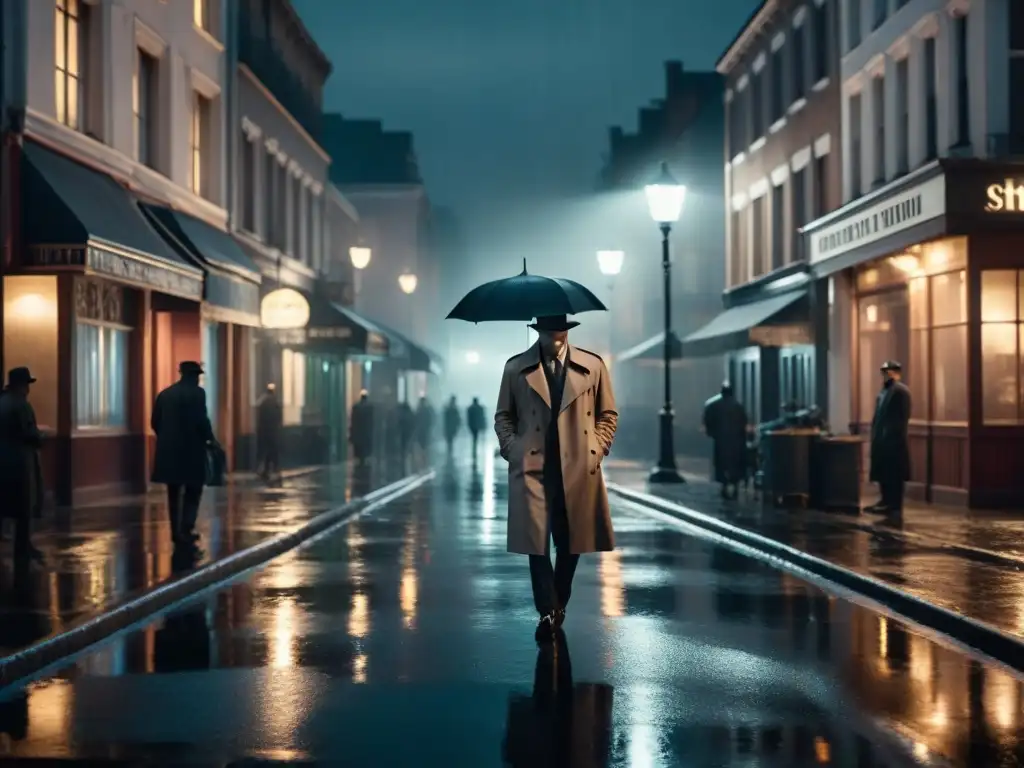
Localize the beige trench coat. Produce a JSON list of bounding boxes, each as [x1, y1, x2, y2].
[[494, 343, 618, 555]]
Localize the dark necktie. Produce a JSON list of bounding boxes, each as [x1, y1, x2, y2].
[[552, 359, 563, 379]]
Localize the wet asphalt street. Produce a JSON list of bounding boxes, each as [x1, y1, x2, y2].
[[0, 451, 1022, 766]]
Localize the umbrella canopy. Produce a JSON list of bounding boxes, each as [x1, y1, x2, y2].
[[446, 260, 607, 323]]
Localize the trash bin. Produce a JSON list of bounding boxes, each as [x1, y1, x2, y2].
[[812, 436, 865, 511], [761, 429, 818, 506]]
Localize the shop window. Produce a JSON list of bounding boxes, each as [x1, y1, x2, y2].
[[858, 290, 909, 424], [75, 323, 128, 429], [908, 278, 929, 421], [281, 348, 306, 426], [930, 271, 968, 423], [981, 270, 1024, 424]]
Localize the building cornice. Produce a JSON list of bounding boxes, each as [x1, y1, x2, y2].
[[240, 64, 330, 164], [717, 0, 777, 75]]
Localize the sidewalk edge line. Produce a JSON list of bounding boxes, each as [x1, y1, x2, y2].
[[0, 470, 434, 690], [608, 482, 1024, 677]]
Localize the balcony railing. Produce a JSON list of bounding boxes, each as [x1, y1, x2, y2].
[[238, 33, 321, 140]]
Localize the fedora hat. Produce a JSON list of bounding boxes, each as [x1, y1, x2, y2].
[[880, 360, 902, 372], [7, 367, 36, 386], [529, 314, 579, 332], [179, 360, 204, 375]]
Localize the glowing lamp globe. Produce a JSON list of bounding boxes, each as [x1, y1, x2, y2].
[[349, 246, 372, 270], [596, 250, 625, 276], [465, 350, 481, 365], [398, 273, 418, 295], [644, 162, 687, 224]]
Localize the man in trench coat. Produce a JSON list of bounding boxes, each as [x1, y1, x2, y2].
[[494, 314, 618, 642], [702, 382, 749, 499], [151, 361, 217, 547], [0, 367, 45, 561], [868, 360, 911, 515]]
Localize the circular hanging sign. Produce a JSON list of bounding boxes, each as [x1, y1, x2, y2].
[[260, 288, 310, 329]]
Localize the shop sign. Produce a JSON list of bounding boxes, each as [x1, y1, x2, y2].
[[261, 288, 310, 329], [308, 326, 352, 340], [749, 324, 813, 347], [984, 179, 1024, 212], [809, 175, 946, 265]]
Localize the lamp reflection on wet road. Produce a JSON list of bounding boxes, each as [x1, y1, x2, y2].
[[598, 549, 625, 618]]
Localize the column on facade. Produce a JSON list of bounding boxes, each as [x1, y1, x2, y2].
[[935, 9, 955, 154], [863, 56, 884, 188], [907, 31, 927, 169], [841, 81, 855, 203], [883, 48, 902, 179], [827, 271, 853, 433]]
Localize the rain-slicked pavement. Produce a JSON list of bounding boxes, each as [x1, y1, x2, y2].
[[1, 451, 1022, 766], [0, 460, 409, 658]]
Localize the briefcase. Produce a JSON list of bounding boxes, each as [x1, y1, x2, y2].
[[205, 443, 227, 487]]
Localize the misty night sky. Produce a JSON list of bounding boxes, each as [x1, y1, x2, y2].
[[294, 0, 759, 230]]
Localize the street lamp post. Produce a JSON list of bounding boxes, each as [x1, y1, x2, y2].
[[645, 162, 687, 484], [596, 250, 624, 360]]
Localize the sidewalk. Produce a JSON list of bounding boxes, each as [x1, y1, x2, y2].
[[0, 458, 414, 660], [605, 457, 1024, 648]]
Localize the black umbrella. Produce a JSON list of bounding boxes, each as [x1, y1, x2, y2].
[[446, 260, 607, 323]]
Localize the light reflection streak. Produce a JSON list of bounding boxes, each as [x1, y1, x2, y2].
[[481, 449, 496, 544], [349, 592, 370, 638], [25, 680, 72, 749], [400, 518, 419, 629], [346, 522, 366, 586], [598, 549, 625, 618], [353, 652, 368, 683], [270, 596, 298, 669]]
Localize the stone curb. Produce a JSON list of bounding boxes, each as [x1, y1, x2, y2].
[[608, 482, 1024, 676], [0, 470, 435, 690]]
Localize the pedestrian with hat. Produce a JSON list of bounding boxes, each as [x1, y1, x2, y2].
[[151, 361, 218, 548], [868, 360, 912, 515], [0, 367, 45, 561], [494, 314, 618, 642]]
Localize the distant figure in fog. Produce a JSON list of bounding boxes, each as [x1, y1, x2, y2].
[[0, 367, 44, 561], [151, 361, 218, 548], [443, 395, 461, 454], [395, 400, 415, 460], [415, 396, 436, 456], [868, 360, 911, 516], [702, 382, 748, 500], [467, 397, 486, 454], [349, 390, 374, 466], [256, 383, 282, 485]]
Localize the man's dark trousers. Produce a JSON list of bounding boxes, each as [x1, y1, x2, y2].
[[528, 357, 580, 616], [167, 485, 203, 541], [880, 478, 905, 513]]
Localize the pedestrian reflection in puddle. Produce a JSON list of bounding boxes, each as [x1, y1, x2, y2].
[[503, 631, 614, 766]]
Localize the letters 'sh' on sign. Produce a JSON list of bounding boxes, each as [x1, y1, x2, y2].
[[985, 179, 1024, 212]]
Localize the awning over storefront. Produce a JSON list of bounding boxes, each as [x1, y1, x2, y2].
[[615, 331, 684, 365], [142, 204, 262, 326], [19, 141, 203, 300], [261, 289, 390, 358], [363, 318, 444, 375], [682, 291, 810, 358]]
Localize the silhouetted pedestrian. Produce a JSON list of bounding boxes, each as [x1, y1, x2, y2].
[[349, 390, 374, 465], [467, 396, 486, 455], [396, 400, 415, 461], [414, 396, 436, 461], [0, 367, 44, 562], [256, 383, 282, 485], [702, 382, 748, 499], [443, 395, 461, 454], [151, 361, 218, 547], [868, 360, 911, 515]]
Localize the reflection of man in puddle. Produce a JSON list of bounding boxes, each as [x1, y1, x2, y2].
[[502, 631, 613, 766]]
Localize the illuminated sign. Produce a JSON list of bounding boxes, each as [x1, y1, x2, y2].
[[260, 288, 310, 329], [809, 175, 945, 264], [985, 179, 1024, 212]]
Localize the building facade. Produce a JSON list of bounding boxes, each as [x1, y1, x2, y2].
[[803, 0, 1024, 507], [703, 0, 843, 428], [597, 61, 727, 460], [321, 115, 444, 408], [0, 0, 265, 504]]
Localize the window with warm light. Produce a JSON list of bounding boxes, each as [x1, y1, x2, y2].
[[281, 349, 306, 426], [193, 0, 209, 31], [54, 0, 84, 130], [981, 270, 1024, 424], [190, 92, 210, 198]]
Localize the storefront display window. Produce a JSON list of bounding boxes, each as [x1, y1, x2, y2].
[[281, 348, 306, 425], [981, 270, 1024, 424], [858, 290, 909, 422], [75, 323, 128, 429]]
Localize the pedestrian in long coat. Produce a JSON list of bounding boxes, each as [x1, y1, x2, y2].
[[256, 383, 282, 484], [415, 396, 436, 451], [349, 390, 374, 464], [0, 367, 44, 561], [494, 314, 618, 642], [151, 361, 217, 547], [702, 382, 749, 499], [467, 397, 486, 454], [443, 395, 461, 453], [868, 360, 911, 514]]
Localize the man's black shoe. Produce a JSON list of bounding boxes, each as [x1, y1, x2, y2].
[[535, 613, 557, 643]]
